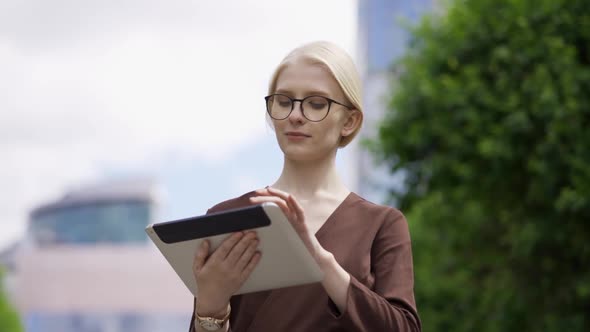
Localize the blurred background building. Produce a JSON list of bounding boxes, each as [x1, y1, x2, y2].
[[355, 0, 433, 203], [1, 179, 191, 332]]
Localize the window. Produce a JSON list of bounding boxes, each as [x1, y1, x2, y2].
[[26, 312, 188, 332], [30, 201, 151, 246]]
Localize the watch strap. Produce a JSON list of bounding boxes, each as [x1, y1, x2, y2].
[[195, 304, 231, 328]]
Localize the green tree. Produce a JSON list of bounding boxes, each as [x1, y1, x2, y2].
[[373, 0, 590, 330], [0, 269, 23, 332]]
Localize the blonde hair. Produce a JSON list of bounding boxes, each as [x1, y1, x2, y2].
[[267, 41, 363, 147]]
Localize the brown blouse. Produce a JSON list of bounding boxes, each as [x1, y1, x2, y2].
[[189, 191, 421, 332]]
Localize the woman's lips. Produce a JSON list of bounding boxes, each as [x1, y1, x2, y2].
[[285, 132, 311, 137], [285, 132, 311, 140]]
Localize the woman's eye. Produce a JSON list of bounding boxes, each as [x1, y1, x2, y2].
[[309, 102, 327, 110], [278, 101, 291, 107]]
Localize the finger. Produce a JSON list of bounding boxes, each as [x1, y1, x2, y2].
[[252, 187, 292, 199], [235, 237, 259, 271], [266, 186, 291, 199], [240, 251, 262, 281], [249, 195, 289, 210], [265, 188, 300, 218], [193, 240, 210, 273], [209, 232, 244, 261], [253, 187, 272, 196], [287, 194, 305, 222], [250, 196, 294, 219], [225, 232, 258, 264]]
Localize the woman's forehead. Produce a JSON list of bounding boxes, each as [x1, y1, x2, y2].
[[275, 59, 342, 97]]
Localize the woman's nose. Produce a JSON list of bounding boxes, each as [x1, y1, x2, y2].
[[288, 101, 306, 123]]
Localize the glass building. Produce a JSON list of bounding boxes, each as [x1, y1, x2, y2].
[[12, 179, 192, 332], [29, 193, 151, 246], [355, 0, 434, 204]]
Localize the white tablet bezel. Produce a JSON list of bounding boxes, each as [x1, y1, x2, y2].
[[145, 202, 323, 296]]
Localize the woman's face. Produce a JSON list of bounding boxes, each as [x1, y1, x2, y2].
[[270, 58, 358, 162]]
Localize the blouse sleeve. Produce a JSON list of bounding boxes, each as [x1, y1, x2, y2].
[[327, 209, 422, 332]]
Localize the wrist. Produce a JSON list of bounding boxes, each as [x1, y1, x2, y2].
[[316, 251, 340, 281], [318, 251, 350, 281], [196, 301, 230, 318], [317, 251, 336, 272], [195, 303, 231, 331]]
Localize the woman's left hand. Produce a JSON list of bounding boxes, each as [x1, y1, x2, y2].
[[251, 187, 352, 313], [249, 187, 333, 265]]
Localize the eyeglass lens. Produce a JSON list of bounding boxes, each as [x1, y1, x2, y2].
[[266, 95, 331, 122]]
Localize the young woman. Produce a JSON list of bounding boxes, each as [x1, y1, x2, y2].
[[189, 41, 421, 332]]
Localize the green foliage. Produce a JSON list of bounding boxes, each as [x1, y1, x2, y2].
[[0, 269, 23, 332], [373, 0, 590, 330]]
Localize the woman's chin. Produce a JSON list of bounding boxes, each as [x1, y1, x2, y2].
[[280, 145, 313, 161], [280, 145, 336, 164]]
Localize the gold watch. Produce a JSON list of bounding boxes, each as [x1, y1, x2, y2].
[[195, 304, 231, 331]]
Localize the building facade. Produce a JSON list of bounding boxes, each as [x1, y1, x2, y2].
[[355, 0, 434, 204], [11, 179, 192, 332]]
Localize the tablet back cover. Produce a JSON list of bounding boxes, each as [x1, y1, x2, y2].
[[146, 203, 323, 296]]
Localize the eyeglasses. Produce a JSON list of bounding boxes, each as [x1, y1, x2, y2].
[[265, 94, 354, 122]]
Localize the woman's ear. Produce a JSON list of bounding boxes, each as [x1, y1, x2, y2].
[[341, 110, 363, 138]]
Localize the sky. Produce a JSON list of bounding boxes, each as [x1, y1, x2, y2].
[[0, 0, 358, 249]]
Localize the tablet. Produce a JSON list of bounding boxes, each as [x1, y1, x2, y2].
[[145, 202, 323, 296]]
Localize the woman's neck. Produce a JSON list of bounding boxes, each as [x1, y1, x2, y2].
[[271, 152, 349, 201]]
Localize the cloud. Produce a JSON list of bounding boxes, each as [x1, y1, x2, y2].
[[0, 0, 357, 248]]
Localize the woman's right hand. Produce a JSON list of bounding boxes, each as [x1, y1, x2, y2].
[[192, 231, 261, 316]]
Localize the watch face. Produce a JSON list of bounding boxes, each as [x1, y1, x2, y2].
[[200, 320, 221, 331]]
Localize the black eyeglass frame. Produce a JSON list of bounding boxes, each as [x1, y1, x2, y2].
[[264, 94, 355, 122]]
